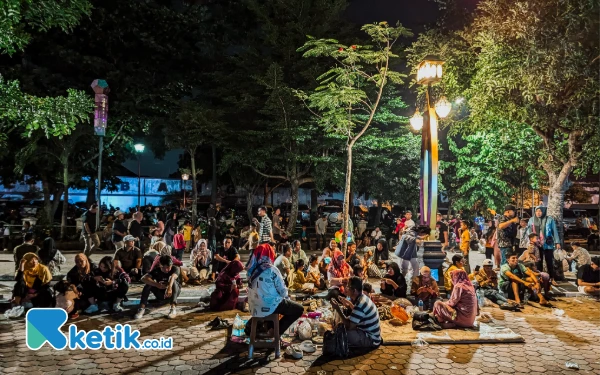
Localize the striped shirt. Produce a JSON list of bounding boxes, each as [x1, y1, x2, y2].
[[259, 215, 273, 243], [349, 294, 381, 346]]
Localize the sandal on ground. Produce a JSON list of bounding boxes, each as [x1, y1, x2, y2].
[[285, 345, 303, 359]]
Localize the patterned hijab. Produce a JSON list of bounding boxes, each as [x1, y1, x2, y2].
[[328, 250, 351, 278], [248, 243, 276, 283]]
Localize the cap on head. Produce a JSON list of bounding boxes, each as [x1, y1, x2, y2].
[[123, 235, 136, 242], [482, 259, 493, 266]]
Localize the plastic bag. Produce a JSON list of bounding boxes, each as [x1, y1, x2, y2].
[[4, 306, 24, 319], [390, 304, 409, 322], [411, 338, 429, 348], [552, 308, 565, 317], [565, 362, 579, 369], [232, 314, 246, 337], [298, 319, 312, 340]]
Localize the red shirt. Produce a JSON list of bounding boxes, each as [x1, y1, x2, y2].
[[173, 233, 186, 250]]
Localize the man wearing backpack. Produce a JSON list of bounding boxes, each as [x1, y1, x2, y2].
[[82, 204, 101, 256]]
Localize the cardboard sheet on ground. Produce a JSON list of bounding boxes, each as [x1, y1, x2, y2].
[[380, 321, 524, 345]]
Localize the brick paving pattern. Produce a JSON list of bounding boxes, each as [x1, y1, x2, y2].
[[0, 297, 599, 375]]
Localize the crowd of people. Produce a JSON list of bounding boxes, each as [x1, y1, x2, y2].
[[5, 202, 600, 356]]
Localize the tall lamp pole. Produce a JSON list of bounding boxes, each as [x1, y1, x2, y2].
[[134, 143, 145, 210], [411, 56, 452, 288], [91, 80, 110, 228], [182, 173, 190, 209]]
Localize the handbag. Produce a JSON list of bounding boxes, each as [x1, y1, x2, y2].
[[412, 312, 442, 331], [323, 323, 349, 358]]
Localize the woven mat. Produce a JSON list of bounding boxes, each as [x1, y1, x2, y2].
[[380, 321, 524, 345]]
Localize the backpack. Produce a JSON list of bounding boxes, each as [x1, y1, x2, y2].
[[412, 312, 442, 331], [323, 323, 349, 358]]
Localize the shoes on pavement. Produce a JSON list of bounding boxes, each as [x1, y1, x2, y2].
[[85, 304, 99, 314], [113, 303, 124, 313], [134, 308, 146, 320], [168, 307, 177, 319]]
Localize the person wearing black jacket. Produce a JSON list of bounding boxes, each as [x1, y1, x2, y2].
[[380, 262, 407, 298], [67, 253, 99, 314], [128, 212, 145, 252]]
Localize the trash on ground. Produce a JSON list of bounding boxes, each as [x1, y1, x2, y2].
[[410, 338, 429, 348], [552, 308, 565, 317], [565, 361, 580, 369]]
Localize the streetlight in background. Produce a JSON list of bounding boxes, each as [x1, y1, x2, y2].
[[134, 143, 145, 210], [181, 173, 190, 209], [91, 79, 109, 227]]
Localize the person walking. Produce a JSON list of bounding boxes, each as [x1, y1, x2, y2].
[[315, 214, 327, 251], [82, 204, 100, 256]]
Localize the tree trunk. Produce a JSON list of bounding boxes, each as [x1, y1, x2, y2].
[[263, 181, 269, 205], [375, 199, 383, 227], [86, 179, 95, 206], [287, 176, 300, 235], [246, 191, 254, 222], [41, 174, 53, 225], [61, 161, 69, 240], [545, 164, 571, 246], [190, 148, 198, 225], [211, 144, 217, 205], [51, 186, 63, 224], [341, 146, 353, 253]]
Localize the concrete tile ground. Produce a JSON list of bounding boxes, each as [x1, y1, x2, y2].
[[1, 296, 599, 375]]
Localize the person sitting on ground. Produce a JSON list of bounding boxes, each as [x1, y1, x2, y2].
[[353, 265, 367, 281], [291, 259, 316, 294], [576, 256, 600, 296], [135, 255, 181, 320], [322, 239, 338, 260], [149, 241, 183, 271], [327, 249, 354, 300], [244, 243, 304, 340], [373, 239, 389, 267], [274, 244, 293, 285], [380, 261, 407, 299], [38, 237, 66, 276], [67, 253, 99, 313], [519, 233, 540, 264], [306, 254, 326, 290], [113, 235, 143, 281], [444, 254, 466, 293], [475, 259, 509, 306], [345, 241, 362, 269], [54, 280, 81, 318], [363, 282, 374, 299], [212, 237, 240, 281], [290, 239, 308, 267], [566, 242, 591, 271], [433, 269, 477, 328], [11, 253, 53, 309], [142, 240, 165, 274], [522, 260, 553, 302], [330, 276, 382, 349], [210, 259, 244, 311], [189, 239, 212, 284], [410, 266, 440, 311], [13, 233, 38, 271], [93, 256, 130, 312], [499, 253, 550, 307]]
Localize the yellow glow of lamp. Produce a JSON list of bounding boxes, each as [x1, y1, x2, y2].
[[181, 173, 190, 181], [410, 110, 424, 130], [416, 55, 444, 85], [435, 97, 452, 118]]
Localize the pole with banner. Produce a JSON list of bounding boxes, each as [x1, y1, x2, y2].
[[91, 80, 110, 229]]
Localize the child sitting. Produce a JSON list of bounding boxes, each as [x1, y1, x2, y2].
[[306, 255, 326, 290], [519, 233, 540, 263], [363, 282, 374, 299], [291, 259, 316, 294], [54, 280, 81, 319]]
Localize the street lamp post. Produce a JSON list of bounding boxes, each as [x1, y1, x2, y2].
[[182, 173, 190, 209], [412, 56, 452, 288], [134, 143, 145, 210], [91, 80, 110, 228]]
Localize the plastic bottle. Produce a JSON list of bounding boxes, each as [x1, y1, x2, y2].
[[477, 289, 485, 308], [418, 300, 424, 311], [523, 290, 530, 304]]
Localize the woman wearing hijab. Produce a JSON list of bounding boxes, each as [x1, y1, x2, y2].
[[93, 256, 130, 312], [410, 266, 440, 310], [11, 253, 53, 308], [67, 253, 99, 314], [526, 206, 561, 284], [326, 249, 354, 300], [149, 241, 183, 271], [210, 259, 244, 311], [373, 239, 389, 267], [189, 239, 212, 283], [322, 239, 338, 260], [244, 244, 303, 339], [433, 269, 477, 328], [38, 237, 66, 276], [380, 262, 407, 298]]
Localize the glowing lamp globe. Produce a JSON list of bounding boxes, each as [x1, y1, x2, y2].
[[435, 97, 452, 119], [182, 173, 190, 181], [410, 110, 424, 131], [416, 55, 444, 85], [134, 143, 145, 153]]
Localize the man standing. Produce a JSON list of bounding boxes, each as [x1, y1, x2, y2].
[[330, 276, 381, 349], [128, 211, 145, 252], [315, 214, 327, 251], [254, 206, 274, 245], [436, 213, 449, 250], [112, 210, 127, 251], [497, 205, 519, 266], [114, 235, 143, 281], [13, 233, 38, 270], [82, 204, 100, 256], [135, 255, 181, 320], [403, 211, 416, 232], [272, 208, 282, 242]]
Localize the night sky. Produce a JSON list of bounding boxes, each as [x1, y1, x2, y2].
[[124, 0, 440, 178]]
